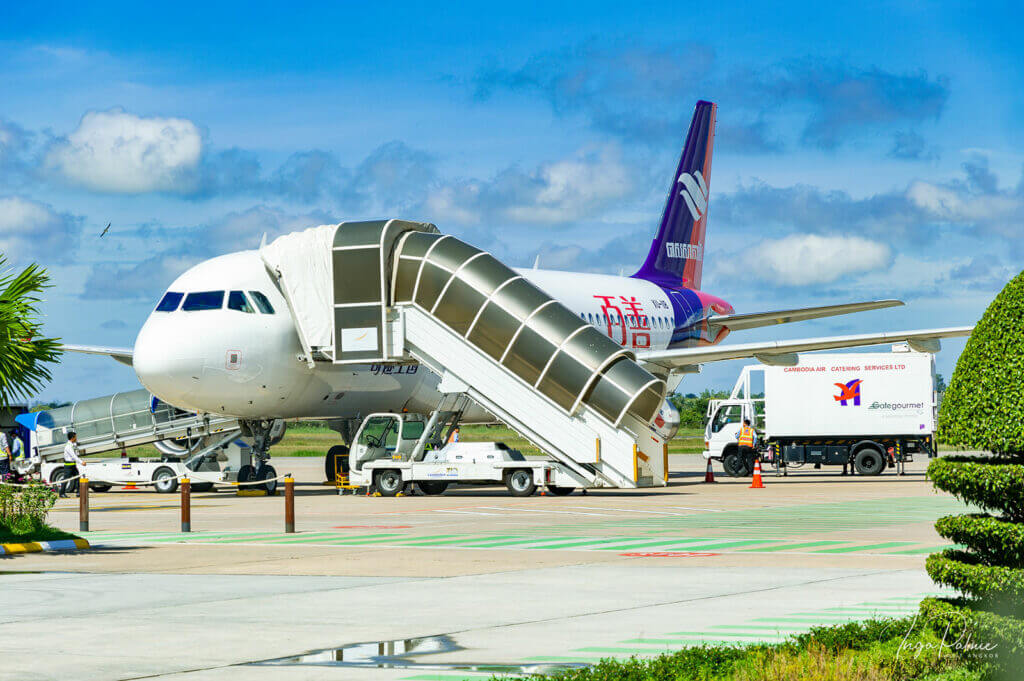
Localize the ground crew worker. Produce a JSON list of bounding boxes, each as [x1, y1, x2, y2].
[[0, 429, 9, 477], [448, 427, 460, 444], [736, 419, 758, 475], [10, 430, 25, 461], [59, 431, 85, 498]]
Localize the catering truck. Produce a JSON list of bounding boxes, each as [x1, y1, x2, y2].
[[703, 348, 937, 476]]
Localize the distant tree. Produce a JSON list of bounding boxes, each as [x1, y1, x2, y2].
[[669, 389, 730, 430], [0, 257, 61, 405], [934, 372, 947, 394], [924, 271, 1024, 678]]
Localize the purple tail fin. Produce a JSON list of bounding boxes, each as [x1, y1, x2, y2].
[[633, 100, 716, 290]]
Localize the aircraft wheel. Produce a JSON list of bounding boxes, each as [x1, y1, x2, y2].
[[505, 469, 536, 497], [237, 464, 256, 485], [152, 466, 179, 494], [854, 447, 885, 476], [256, 464, 278, 494], [375, 470, 404, 497], [417, 481, 448, 496], [325, 445, 350, 482], [547, 486, 575, 496]]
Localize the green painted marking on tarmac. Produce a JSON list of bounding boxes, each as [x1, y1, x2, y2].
[[658, 631, 788, 640], [706, 625, 807, 632], [885, 545, 956, 555], [752, 617, 859, 624], [575, 646, 686, 653], [527, 538, 642, 550], [400, 675, 492, 680], [220, 532, 401, 544], [462, 536, 578, 548], [143, 531, 293, 543], [593, 537, 735, 551], [739, 541, 849, 552], [387, 535, 517, 547], [810, 542, 916, 554]]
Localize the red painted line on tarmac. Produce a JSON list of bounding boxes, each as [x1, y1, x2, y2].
[[620, 551, 720, 558]]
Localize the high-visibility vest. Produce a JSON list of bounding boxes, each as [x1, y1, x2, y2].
[[738, 425, 755, 447], [12, 437, 24, 459]]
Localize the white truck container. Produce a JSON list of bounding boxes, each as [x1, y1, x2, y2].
[[704, 349, 937, 477]]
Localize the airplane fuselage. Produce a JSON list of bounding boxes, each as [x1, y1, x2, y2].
[[132, 250, 732, 420]]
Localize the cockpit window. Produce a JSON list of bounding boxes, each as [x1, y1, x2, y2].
[[249, 291, 275, 314], [182, 291, 225, 311], [228, 290, 255, 313], [155, 291, 184, 312]]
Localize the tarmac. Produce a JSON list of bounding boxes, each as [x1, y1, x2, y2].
[[0, 453, 964, 681]]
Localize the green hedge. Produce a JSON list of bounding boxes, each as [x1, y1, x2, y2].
[[926, 550, 1024, 614], [920, 597, 1024, 678], [937, 270, 1024, 455], [928, 457, 1024, 521], [935, 514, 1024, 568]]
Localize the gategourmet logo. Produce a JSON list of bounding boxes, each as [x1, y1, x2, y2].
[[868, 401, 926, 410], [676, 169, 708, 222], [834, 379, 862, 406]]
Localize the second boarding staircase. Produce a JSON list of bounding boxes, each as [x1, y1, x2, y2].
[[262, 220, 669, 488]]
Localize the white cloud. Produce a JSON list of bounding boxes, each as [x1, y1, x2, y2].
[[907, 180, 1021, 223], [0, 196, 80, 263], [732, 234, 891, 286], [45, 109, 202, 193], [427, 147, 632, 226]]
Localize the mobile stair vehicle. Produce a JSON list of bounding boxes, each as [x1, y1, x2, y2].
[[262, 219, 672, 492], [13, 389, 277, 492], [346, 403, 587, 496], [703, 348, 937, 477]]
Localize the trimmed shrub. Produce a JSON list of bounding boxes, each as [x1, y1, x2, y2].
[[937, 270, 1024, 455], [928, 457, 1024, 520], [927, 270, 1024, 679], [934, 515, 1024, 568], [0, 480, 57, 535]]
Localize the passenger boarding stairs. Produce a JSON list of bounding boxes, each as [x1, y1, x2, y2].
[[19, 389, 241, 469], [262, 219, 669, 488]]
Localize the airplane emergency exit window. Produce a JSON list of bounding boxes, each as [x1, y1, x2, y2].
[[249, 291, 275, 314], [155, 291, 183, 312], [228, 291, 254, 313], [182, 291, 225, 311]]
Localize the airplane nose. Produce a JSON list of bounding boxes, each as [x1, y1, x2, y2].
[[133, 316, 205, 405]]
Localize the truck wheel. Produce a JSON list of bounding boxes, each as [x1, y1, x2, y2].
[[237, 464, 256, 485], [547, 486, 575, 496], [505, 469, 536, 497], [417, 481, 448, 496], [375, 470, 404, 497], [722, 452, 745, 477], [854, 447, 885, 476], [152, 466, 179, 494], [325, 445, 349, 482], [50, 468, 68, 485]]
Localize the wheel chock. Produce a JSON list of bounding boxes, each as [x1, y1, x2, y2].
[[237, 489, 268, 497]]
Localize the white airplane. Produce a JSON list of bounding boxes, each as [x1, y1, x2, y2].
[[62, 101, 972, 478]]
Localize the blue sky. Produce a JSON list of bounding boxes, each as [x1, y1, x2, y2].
[[1, 1, 1021, 402]]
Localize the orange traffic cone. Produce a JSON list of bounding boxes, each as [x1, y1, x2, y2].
[[749, 459, 765, 489], [124, 483, 137, 490], [703, 458, 716, 483]]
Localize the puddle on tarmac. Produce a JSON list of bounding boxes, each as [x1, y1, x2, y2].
[[248, 633, 586, 674]]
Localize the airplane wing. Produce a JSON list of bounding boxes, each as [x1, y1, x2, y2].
[[60, 344, 134, 367], [706, 299, 903, 332], [637, 326, 973, 371]]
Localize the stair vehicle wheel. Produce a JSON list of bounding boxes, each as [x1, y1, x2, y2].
[[375, 469, 404, 497], [89, 484, 112, 493], [325, 445, 350, 482], [50, 467, 69, 485], [152, 466, 179, 494], [237, 464, 256, 486], [854, 447, 885, 476], [417, 481, 448, 496], [191, 482, 214, 492], [505, 469, 536, 497], [256, 464, 278, 494], [547, 486, 575, 496], [722, 452, 744, 477]]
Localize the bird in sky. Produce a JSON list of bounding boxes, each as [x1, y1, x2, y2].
[[99, 222, 111, 238]]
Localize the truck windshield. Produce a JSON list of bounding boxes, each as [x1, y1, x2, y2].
[[711, 405, 743, 433], [358, 416, 400, 449]]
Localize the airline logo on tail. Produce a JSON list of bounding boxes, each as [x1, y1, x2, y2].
[[677, 170, 708, 222]]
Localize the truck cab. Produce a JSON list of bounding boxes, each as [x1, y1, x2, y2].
[[704, 368, 764, 476]]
